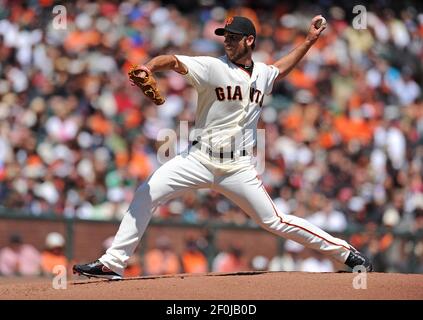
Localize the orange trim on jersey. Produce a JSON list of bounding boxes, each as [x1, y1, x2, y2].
[[260, 185, 351, 251]]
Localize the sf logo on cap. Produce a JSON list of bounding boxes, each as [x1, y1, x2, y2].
[[225, 17, 234, 26]]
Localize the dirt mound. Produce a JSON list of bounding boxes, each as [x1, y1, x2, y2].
[[1, 271, 422, 300]]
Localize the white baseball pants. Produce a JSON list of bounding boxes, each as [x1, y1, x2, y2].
[[99, 153, 351, 275]]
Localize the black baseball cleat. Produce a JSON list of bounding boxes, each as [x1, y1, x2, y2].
[[73, 260, 122, 280], [345, 247, 374, 272]]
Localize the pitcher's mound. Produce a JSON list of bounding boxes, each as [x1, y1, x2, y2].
[[1, 271, 422, 300]]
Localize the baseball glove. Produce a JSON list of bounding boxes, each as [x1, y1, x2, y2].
[[128, 65, 165, 105]]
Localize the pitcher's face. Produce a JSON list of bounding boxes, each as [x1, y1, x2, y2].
[[223, 32, 252, 62]]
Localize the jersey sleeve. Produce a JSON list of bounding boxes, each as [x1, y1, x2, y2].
[[174, 55, 211, 90], [264, 64, 280, 95]]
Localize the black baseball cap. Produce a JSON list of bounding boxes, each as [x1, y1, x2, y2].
[[215, 16, 256, 38]]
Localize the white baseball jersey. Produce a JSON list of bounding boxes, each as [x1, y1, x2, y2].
[[175, 55, 279, 170]]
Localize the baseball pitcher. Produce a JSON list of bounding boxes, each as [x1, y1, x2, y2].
[[74, 15, 373, 279]]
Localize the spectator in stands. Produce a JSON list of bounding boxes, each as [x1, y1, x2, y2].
[[0, 233, 41, 276], [143, 235, 180, 276], [212, 246, 248, 273], [40, 232, 68, 276], [306, 195, 347, 232], [181, 238, 208, 273]]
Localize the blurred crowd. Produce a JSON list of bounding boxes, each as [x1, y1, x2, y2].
[[0, 231, 354, 277], [0, 232, 69, 277], [0, 0, 422, 273]]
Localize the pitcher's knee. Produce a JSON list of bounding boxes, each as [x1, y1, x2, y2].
[[128, 183, 154, 211], [133, 180, 172, 209]]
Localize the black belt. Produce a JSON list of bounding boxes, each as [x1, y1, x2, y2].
[[192, 140, 247, 159]]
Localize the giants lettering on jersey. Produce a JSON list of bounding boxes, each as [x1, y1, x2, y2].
[[250, 87, 264, 106], [215, 86, 264, 106]]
